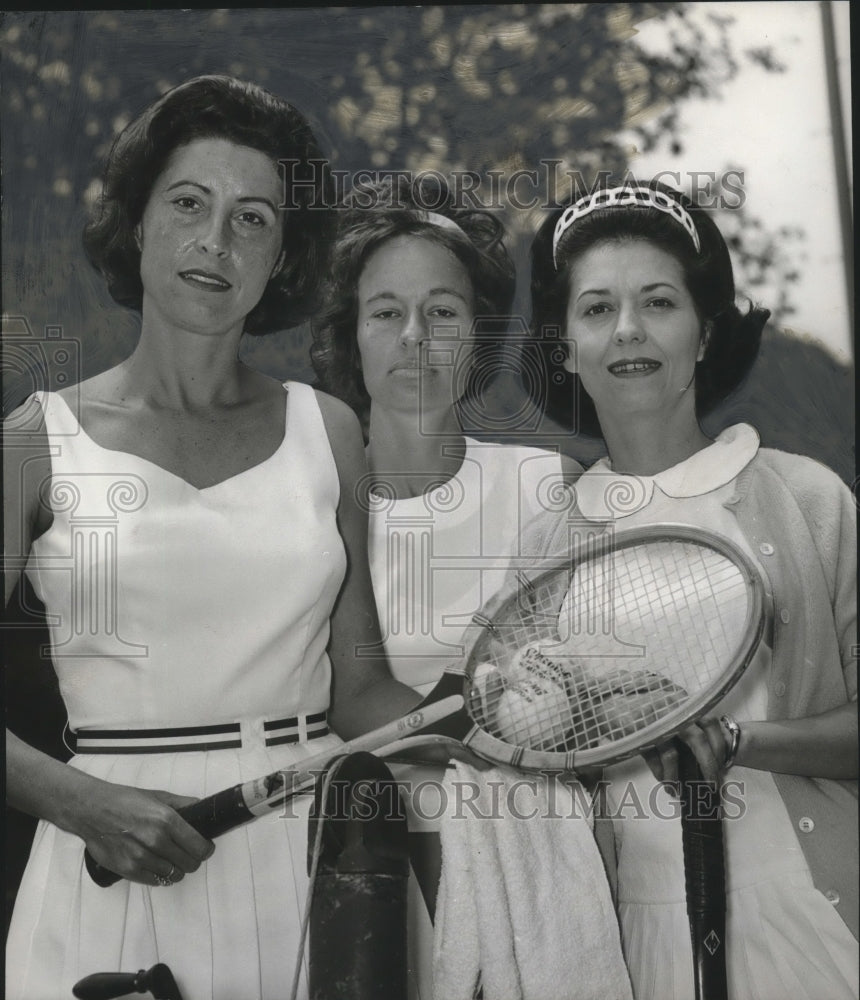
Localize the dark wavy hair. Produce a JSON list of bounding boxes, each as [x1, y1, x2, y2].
[[310, 174, 515, 421], [529, 177, 769, 436], [83, 75, 334, 334]]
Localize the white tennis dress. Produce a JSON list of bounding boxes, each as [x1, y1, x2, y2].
[[574, 425, 858, 1000], [6, 382, 346, 1000], [368, 439, 567, 695], [366, 440, 569, 999]]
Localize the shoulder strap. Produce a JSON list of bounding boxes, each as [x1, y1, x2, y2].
[[281, 381, 340, 499]]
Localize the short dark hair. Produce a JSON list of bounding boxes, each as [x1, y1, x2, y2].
[[528, 177, 769, 436], [310, 173, 516, 421], [83, 74, 334, 334]]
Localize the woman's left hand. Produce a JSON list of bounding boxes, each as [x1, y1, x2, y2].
[[644, 701, 859, 784], [643, 717, 730, 785]]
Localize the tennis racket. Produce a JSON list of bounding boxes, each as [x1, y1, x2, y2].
[[88, 518, 764, 971], [455, 522, 765, 1000]]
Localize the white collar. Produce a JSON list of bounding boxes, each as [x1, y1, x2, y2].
[[575, 423, 760, 519]]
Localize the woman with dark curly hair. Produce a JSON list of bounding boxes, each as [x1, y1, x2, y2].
[[4, 76, 419, 1000], [312, 174, 581, 696], [525, 179, 858, 999], [312, 177, 601, 1000]]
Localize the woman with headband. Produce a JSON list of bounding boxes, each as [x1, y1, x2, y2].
[[311, 175, 614, 999], [4, 76, 420, 1000], [526, 178, 858, 998], [312, 173, 580, 699]]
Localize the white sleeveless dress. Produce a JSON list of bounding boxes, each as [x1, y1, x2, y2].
[[366, 440, 570, 999], [6, 382, 347, 1000], [368, 439, 567, 695]]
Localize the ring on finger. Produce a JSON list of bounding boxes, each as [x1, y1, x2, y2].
[[154, 864, 180, 887], [165, 863, 183, 884]]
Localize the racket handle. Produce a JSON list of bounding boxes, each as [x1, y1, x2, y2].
[[72, 972, 141, 999], [677, 741, 728, 1000], [73, 963, 183, 999], [85, 852, 123, 889], [84, 694, 466, 888]]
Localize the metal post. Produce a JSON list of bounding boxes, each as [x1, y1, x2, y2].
[[819, 0, 854, 339]]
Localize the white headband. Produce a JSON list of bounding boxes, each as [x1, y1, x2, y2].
[[415, 209, 470, 240], [552, 185, 701, 268]]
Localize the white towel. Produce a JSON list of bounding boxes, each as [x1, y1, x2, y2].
[[432, 762, 632, 1000]]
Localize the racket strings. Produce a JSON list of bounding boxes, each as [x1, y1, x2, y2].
[[467, 539, 753, 755]]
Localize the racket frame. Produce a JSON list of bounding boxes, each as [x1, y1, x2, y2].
[[455, 523, 766, 772]]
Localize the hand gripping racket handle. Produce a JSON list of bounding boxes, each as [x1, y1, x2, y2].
[[84, 694, 464, 888], [677, 740, 728, 1000]]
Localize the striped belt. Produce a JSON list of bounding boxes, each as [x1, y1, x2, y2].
[[71, 711, 329, 754]]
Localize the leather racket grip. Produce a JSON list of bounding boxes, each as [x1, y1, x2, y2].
[[84, 785, 252, 888], [677, 740, 728, 1000]]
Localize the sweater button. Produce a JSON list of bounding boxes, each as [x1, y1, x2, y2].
[[759, 542, 774, 556], [825, 889, 840, 905], [779, 608, 791, 624], [774, 681, 786, 697], [798, 816, 815, 833]]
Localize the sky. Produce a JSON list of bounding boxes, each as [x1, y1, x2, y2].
[[624, 1, 852, 364]]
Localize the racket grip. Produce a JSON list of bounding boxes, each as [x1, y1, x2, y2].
[[84, 852, 123, 889], [83, 695, 465, 889], [73, 963, 183, 999], [84, 785, 254, 888], [71, 972, 141, 999], [677, 741, 727, 1000]]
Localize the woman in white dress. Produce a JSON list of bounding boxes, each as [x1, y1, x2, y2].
[[311, 176, 594, 999], [525, 178, 858, 998], [312, 174, 580, 697], [4, 75, 419, 1000]]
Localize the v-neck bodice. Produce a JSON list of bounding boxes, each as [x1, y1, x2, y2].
[[46, 388, 290, 494], [26, 383, 347, 730]]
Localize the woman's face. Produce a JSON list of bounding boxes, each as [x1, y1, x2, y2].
[[136, 137, 284, 336], [356, 234, 476, 415], [564, 239, 705, 422]]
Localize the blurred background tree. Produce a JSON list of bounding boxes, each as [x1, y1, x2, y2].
[[4, 7, 839, 443]]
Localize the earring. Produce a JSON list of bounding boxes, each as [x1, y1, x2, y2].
[[270, 251, 287, 280], [698, 320, 713, 362]]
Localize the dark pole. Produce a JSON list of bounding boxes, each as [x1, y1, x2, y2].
[[819, 0, 854, 340], [308, 752, 409, 1000]]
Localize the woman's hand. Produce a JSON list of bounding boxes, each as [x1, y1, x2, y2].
[[642, 718, 729, 786], [77, 782, 215, 887], [643, 702, 859, 785], [6, 730, 214, 887]]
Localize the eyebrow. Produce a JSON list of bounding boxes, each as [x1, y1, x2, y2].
[[365, 288, 470, 305], [575, 281, 679, 303], [164, 180, 278, 214]]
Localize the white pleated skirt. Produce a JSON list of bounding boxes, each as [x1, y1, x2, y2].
[[6, 732, 344, 1000]]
